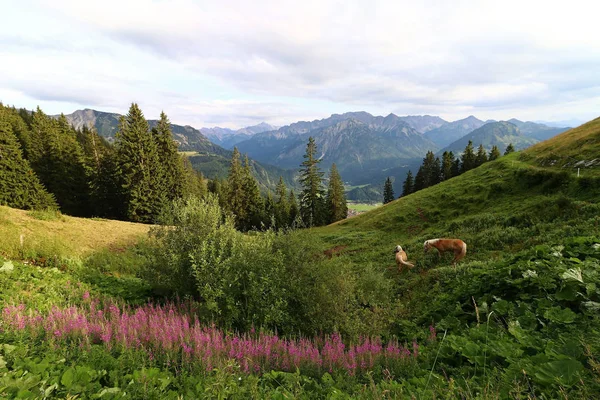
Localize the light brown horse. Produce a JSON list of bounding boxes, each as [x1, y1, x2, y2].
[[394, 245, 415, 272], [424, 238, 467, 267]]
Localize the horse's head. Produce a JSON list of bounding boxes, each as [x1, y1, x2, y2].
[[423, 240, 432, 252], [394, 245, 402, 253]]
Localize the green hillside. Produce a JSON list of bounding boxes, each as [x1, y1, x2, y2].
[[439, 121, 538, 154], [2, 116, 600, 398], [521, 117, 600, 171]]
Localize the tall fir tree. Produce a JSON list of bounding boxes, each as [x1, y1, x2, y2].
[[451, 157, 461, 177], [0, 110, 57, 210], [383, 177, 395, 203], [298, 137, 326, 227], [504, 143, 515, 155], [441, 151, 455, 181], [413, 166, 426, 192], [226, 147, 247, 224], [242, 156, 264, 231], [274, 176, 290, 229], [114, 103, 162, 223], [488, 145, 501, 161], [288, 190, 299, 227], [461, 140, 477, 173], [475, 144, 488, 167], [402, 170, 414, 197], [153, 112, 186, 205], [326, 163, 347, 223]]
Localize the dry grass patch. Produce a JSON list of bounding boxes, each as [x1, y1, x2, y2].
[[0, 205, 149, 259]]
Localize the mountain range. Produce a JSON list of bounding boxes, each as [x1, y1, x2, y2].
[[59, 108, 571, 202]]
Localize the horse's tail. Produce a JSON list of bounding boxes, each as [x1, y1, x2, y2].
[[398, 258, 415, 268]]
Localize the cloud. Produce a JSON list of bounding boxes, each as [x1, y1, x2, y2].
[[1, 0, 600, 127]]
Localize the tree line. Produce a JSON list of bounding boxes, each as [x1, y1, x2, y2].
[[383, 140, 515, 203], [0, 102, 347, 230]]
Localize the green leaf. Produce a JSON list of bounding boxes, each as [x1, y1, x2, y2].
[[561, 268, 583, 282], [61, 367, 75, 389], [534, 359, 583, 387], [0, 355, 6, 369], [544, 307, 577, 324], [0, 261, 14, 272]]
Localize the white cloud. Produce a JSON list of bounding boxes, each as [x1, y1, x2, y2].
[[1, 0, 599, 127]]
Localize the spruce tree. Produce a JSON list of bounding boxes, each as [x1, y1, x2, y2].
[[402, 170, 414, 197], [413, 166, 426, 192], [326, 163, 347, 223], [288, 190, 299, 227], [488, 145, 501, 161], [274, 176, 290, 229], [451, 158, 461, 177], [0, 111, 57, 210], [298, 137, 326, 227], [461, 140, 477, 173], [242, 156, 264, 230], [504, 143, 515, 155], [114, 103, 162, 223], [226, 147, 246, 223], [153, 111, 186, 204], [475, 144, 488, 167], [441, 151, 454, 181], [383, 177, 395, 203]]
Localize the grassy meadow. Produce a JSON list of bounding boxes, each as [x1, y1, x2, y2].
[[2, 121, 600, 398]]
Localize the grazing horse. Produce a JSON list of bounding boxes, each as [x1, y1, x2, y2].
[[394, 245, 415, 272], [424, 238, 467, 267]]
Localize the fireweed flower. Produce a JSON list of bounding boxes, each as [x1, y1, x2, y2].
[[1, 299, 419, 376]]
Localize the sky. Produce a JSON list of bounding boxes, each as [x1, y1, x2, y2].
[[1, 0, 599, 129]]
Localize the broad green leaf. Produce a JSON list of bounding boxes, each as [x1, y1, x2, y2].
[[561, 268, 583, 282], [544, 307, 577, 324], [534, 359, 583, 387], [583, 301, 600, 311], [0, 261, 14, 272], [61, 367, 75, 389], [0, 355, 6, 369]]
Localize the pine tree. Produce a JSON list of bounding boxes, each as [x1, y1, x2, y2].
[[504, 143, 515, 155], [298, 137, 326, 227], [226, 147, 246, 223], [451, 158, 461, 177], [326, 163, 347, 223], [0, 110, 57, 210], [242, 156, 264, 231], [274, 176, 290, 229], [475, 144, 488, 167], [461, 140, 477, 173], [263, 190, 275, 228], [288, 190, 299, 227], [413, 166, 426, 192], [488, 145, 501, 161], [383, 177, 395, 203], [114, 103, 162, 223], [182, 157, 207, 199], [441, 151, 454, 181], [153, 112, 186, 204], [402, 170, 414, 197]]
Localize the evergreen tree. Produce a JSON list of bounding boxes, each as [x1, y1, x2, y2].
[[288, 190, 299, 227], [504, 143, 515, 155], [182, 157, 207, 199], [298, 137, 326, 227], [263, 191, 275, 228], [326, 163, 347, 223], [413, 166, 426, 192], [461, 140, 477, 173], [383, 177, 395, 203], [242, 156, 264, 230], [402, 170, 414, 197], [451, 158, 461, 177], [431, 157, 442, 185], [488, 145, 501, 161], [0, 110, 57, 210], [226, 147, 247, 224], [274, 176, 290, 229], [475, 144, 488, 167], [153, 112, 186, 204], [441, 151, 454, 181], [114, 103, 162, 223]]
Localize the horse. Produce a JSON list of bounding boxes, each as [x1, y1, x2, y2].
[[394, 245, 415, 272], [423, 238, 467, 267]]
